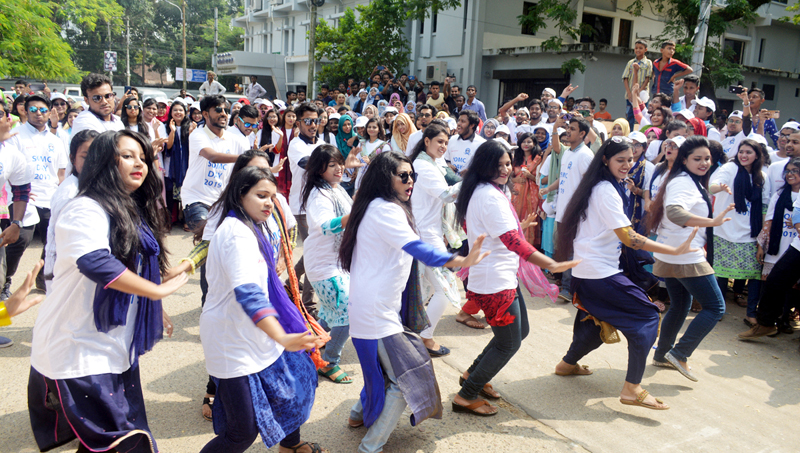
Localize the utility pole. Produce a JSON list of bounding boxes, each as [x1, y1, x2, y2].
[[182, 0, 187, 90], [213, 7, 218, 72], [107, 21, 113, 82], [691, 0, 712, 78], [142, 31, 147, 85], [307, 4, 317, 99], [126, 17, 131, 86]]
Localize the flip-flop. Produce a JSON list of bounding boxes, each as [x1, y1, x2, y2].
[[456, 316, 487, 329], [318, 365, 353, 384], [555, 364, 592, 376], [347, 418, 364, 429], [427, 345, 450, 357], [459, 376, 500, 399], [620, 389, 669, 410], [202, 397, 213, 421], [452, 399, 498, 416]]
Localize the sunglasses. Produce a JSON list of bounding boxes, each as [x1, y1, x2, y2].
[[301, 118, 321, 125], [395, 171, 417, 184], [239, 118, 259, 128], [419, 113, 432, 118], [125, 105, 140, 110], [214, 106, 231, 114], [52, 101, 67, 107], [90, 92, 117, 103], [28, 106, 49, 114]]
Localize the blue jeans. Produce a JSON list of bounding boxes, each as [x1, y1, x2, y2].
[[716, 277, 761, 319], [626, 100, 635, 130], [318, 319, 350, 366], [184, 202, 210, 304], [349, 339, 406, 453], [655, 274, 724, 363], [459, 287, 529, 400]]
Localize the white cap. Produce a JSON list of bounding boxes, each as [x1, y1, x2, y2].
[[542, 88, 557, 98], [256, 98, 274, 107], [548, 99, 563, 109], [355, 116, 369, 128], [155, 97, 170, 105], [729, 110, 743, 119], [494, 137, 512, 149], [628, 131, 647, 144], [329, 113, 341, 120], [383, 106, 398, 115], [50, 92, 68, 102], [556, 127, 567, 136], [779, 121, 800, 132], [446, 117, 457, 130], [695, 97, 716, 112], [273, 99, 287, 111], [665, 136, 686, 148], [674, 109, 695, 121], [496, 124, 511, 135], [747, 132, 768, 147], [639, 90, 650, 104]]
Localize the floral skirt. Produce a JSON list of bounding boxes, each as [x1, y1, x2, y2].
[[713, 236, 761, 280], [311, 275, 350, 328]]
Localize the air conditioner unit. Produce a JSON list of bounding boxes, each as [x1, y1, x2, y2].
[[426, 61, 447, 83]]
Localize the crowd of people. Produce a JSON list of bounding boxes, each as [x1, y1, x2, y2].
[[1, 46, 799, 452]]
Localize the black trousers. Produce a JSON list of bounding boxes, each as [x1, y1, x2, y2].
[[757, 247, 800, 327]]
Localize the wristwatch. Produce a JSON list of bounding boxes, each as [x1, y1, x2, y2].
[[10, 220, 22, 228]]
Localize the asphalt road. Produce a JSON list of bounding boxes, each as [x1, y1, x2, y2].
[[2, 230, 799, 452]]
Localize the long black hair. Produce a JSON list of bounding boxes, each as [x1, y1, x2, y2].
[[78, 130, 168, 273], [339, 151, 414, 272], [365, 117, 386, 141], [556, 138, 633, 257], [121, 96, 149, 138], [455, 140, 513, 226], [409, 120, 449, 161], [767, 157, 800, 255], [646, 136, 712, 234], [514, 132, 542, 167], [259, 108, 280, 150], [301, 144, 346, 211], [11, 94, 27, 120], [216, 166, 278, 257], [61, 108, 80, 128], [69, 130, 99, 177], [165, 100, 190, 155], [735, 138, 765, 188]]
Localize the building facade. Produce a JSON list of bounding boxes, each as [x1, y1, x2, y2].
[[231, 0, 800, 118]]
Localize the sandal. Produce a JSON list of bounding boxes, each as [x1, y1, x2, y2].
[[691, 300, 702, 313], [734, 293, 747, 308], [452, 399, 498, 417], [427, 345, 450, 357], [456, 315, 487, 329], [555, 364, 593, 376], [459, 376, 500, 399], [318, 365, 353, 384], [285, 441, 326, 453], [620, 389, 669, 410], [202, 397, 213, 422], [347, 417, 364, 429]]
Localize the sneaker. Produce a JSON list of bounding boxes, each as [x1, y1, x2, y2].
[[0, 336, 13, 348], [557, 291, 572, 303], [35, 273, 46, 291], [0, 282, 10, 301], [665, 351, 698, 382], [738, 324, 778, 340]]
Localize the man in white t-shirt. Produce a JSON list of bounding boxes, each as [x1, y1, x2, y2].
[[228, 104, 260, 151], [198, 71, 226, 96], [694, 97, 720, 143], [575, 97, 608, 142], [767, 131, 800, 198], [405, 104, 434, 156], [720, 110, 747, 159], [444, 110, 486, 174], [540, 116, 594, 301], [70, 73, 124, 142], [9, 94, 68, 290], [288, 103, 324, 314]]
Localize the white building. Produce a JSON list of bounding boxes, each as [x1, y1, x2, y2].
[[231, 0, 800, 118]]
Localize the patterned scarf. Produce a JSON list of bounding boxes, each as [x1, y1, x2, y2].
[[626, 152, 647, 231]]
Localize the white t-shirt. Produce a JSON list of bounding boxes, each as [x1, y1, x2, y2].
[[555, 143, 593, 223], [792, 193, 800, 252], [654, 173, 709, 265], [70, 110, 124, 143], [199, 80, 226, 95], [645, 139, 663, 162], [710, 162, 769, 243], [203, 193, 295, 242], [304, 185, 352, 282], [765, 190, 798, 264], [766, 159, 788, 198], [405, 130, 423, 156], [9, 122, 68, 208], [354, 139, 391, 191], [645, 165, 670, 201], [411, 158, 458, 251], [228, 124, 257, 151], [181, 126, 244, 208], [707, 126, 721, 143], [31, 197, 139, 379], [201, 217, 284, 378], [465, 183, 520, 294], [769, 151, 788, 166], [572, 181, 631, 279], [445, 134, 486, 173], [720, 131, 746, 159], [288, 135, 323, 214], [349, 199, 419, 340], [44, 174, 80, 291]]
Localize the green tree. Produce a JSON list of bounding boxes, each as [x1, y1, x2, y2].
[[0, 0, 81, 81], [315, 0, 460, 86]]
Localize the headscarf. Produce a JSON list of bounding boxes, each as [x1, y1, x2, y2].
[[377, 100, 389, 117], [688, 117, 707, 137], [366, 87, 379, 105], [390, 93, 401, 108], [436, 111, 449, 120], [156, 102, 169, 123], [480, 118, 500, 140], [391, 113, 417, 153], [534, 126, 550, 151], [644, 126, 662, 139], [393, 100, 405, 114], [336, 114, 357, 158], [363, 104, 378, 119], [612, 118, 630, 137], [405, 101, 416, 115]]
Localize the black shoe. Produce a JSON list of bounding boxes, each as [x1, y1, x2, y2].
[[35, 274, 46, 291], [0, 281, 11, 301]]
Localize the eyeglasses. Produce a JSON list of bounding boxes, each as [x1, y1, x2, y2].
[[780, 133, 792, 139], [395, 171, 417, 184], [214, 106, 231, 114], [239, 118, 259, 128], [125, 105, 140, 110], [419, 113, 432, 118], [52, 101, 67, 107], [727, 119, 742, 124], [301, 118, 321, 125], [784, 168, 800, 175], [90, 92, 116, 103], [0, 110, 7, 118], [28, 106, 49, 114]]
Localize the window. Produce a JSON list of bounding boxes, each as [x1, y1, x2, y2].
[[618, 19, 632, 48], [758, 38, 765, 63], [521, 2, 536, 36], [724, 39, 746, 64], [463, 0, 468, 30], [420, 16, 424, 34], [432, 12, 438, 33], [763, 84, 775, 101], [580, 13, 613, 45]]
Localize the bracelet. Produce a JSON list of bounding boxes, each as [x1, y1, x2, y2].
[[743, 103, 750, 107]]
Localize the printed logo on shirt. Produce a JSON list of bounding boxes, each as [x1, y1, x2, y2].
[[0, 162, 4, 177], [783, 212, 798, 239], [205, 161, 228, 189]]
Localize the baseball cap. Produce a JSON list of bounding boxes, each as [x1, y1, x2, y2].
[[728, 110, 743, 119], [355, 116, 369, 128], [674, 109, 695, 121], [779, 121, 800, 132], [329, 112, 341, 120], [695, 97, 716, 112], [496, 124, 511, 135], [665, 136, 686, 148], [628, 131, 647, 144], [383, 106, 398, 115]]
